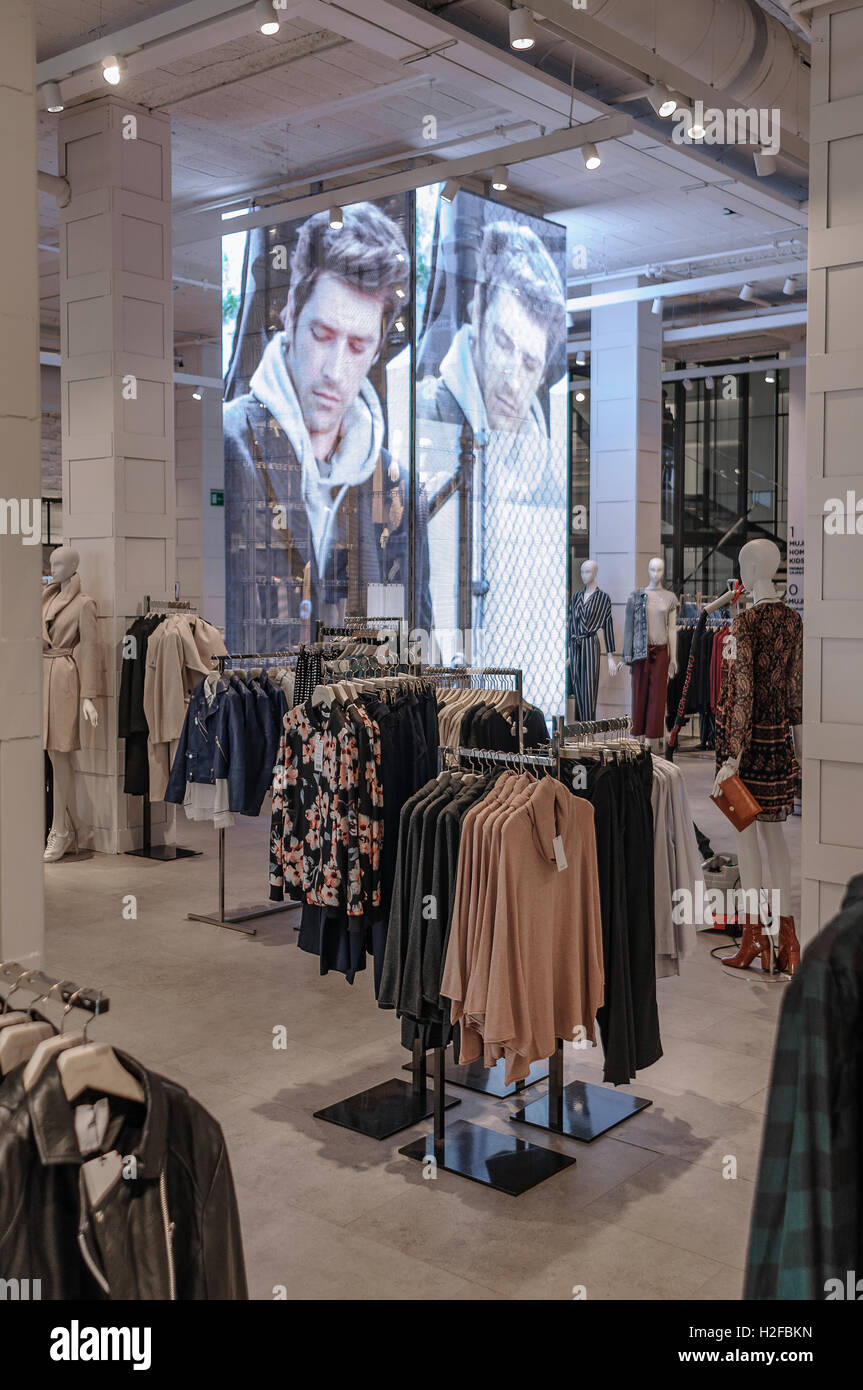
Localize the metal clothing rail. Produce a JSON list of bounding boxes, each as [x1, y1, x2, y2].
[[0, 962, 109, 1017], [422, 664, 525, 756], [187, 650, 300, 936], [399, 731, 652, 1194], [125, 598, 204, 864]]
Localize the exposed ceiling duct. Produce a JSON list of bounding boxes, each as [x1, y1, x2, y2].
[[494, 0, 810, 144]]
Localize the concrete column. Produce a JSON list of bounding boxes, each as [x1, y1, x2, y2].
[[175, 341, 225, 626], [588, 278, 663, 718], [59, 96, 174, 853], [802, 0, 863, 936], [0, 0, 44, 966]]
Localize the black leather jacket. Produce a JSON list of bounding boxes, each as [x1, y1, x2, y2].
[[0, 1051, 247, 1300]]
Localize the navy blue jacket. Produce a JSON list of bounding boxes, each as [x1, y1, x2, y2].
[[165, 679, 246, 814]]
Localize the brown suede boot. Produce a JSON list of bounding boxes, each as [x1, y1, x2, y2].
[[723, 915, 771, 971], [777, 916, 801, 976]]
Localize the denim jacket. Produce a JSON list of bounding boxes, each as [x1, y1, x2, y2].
[[622, 589, 649, 665], [165, 678, 246, 813]]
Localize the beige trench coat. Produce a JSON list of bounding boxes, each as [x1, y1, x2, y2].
[[143, 615, 227, 800], [42, 574, 100, 752]]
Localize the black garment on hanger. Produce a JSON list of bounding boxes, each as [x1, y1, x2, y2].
[[572, 754, 662, 1085], [119, 613, 165, 796]]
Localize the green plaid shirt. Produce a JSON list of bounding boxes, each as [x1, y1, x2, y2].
[[745, 874, 863, 1300]]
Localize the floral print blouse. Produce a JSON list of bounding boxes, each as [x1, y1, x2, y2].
[[269, 698, 383, 917]]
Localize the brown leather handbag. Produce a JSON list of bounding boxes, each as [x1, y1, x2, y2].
[[710, 774, 762, 832]]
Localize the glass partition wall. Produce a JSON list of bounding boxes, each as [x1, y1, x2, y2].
[[661, 364, 789, 601]]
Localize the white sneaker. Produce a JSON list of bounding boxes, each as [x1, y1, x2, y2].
[[43, 826, 78, 862]]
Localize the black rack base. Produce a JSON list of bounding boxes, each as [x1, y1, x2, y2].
[[402, 1053, 549, 1097], [446, 1058, 549, 1097], [187, 901, 300, 937], [399, 1119, 576, 1196], [510, 1079, 652, 1143], [314, 1077, 460, 1141], [126, 844, 200, 861]]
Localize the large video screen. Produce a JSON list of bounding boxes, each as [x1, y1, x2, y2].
[[222, 188, 569, 718], [222, 195, 421, 652], [415, 186, 568, 717]]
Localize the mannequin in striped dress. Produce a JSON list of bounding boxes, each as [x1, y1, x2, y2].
[[568, 560, 621, 721]]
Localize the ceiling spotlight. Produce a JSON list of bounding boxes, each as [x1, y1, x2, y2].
[[651, 297, 661, 315], [739, 282, 756, 302], [683, 378, 693, 392], [395, 317, 406, 334], [575, 350, 587, 367], [705, 375, 715, 390], [783, 276, 797, 296], [328, 206, 343, 230], [491, 164, 509, 192], [101, 55, 124, 85], [509, 6, 536, 50], [647, 83, 677, 118], [754, 149, 778, 177], [765, 371, 776, 384], [395, 286, 406, 299], [192, 389, 203, 401], [441, 179, 460, 203], [575, 391, 586, 403], [582, 142, 601, 171], [41, 82, 64, 112], [255, 0, 280, 35]]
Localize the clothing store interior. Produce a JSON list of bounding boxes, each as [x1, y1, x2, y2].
[[4, 0, 863, 1307]]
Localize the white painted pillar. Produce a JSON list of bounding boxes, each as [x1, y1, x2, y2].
[[588, 278, 663, 717], [58, 96, 174, 853], [802, 0, 863, 936], [0, 0, 44, 965], [175, 341, 225, 627]]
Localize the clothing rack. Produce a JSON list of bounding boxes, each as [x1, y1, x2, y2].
[[0, 962, 109, 1017], [422, 664, 525, 755], [399, 728, 652, 1195], [125, 598, 204, 863], [186, 650, 300, 936]]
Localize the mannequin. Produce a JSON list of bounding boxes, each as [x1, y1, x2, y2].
[[712, 539, 802, 974], [568, 559, 621, 721], [623, 557, 678, 750], [42, 547, 100, 862]]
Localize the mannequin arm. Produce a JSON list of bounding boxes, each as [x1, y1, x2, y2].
[[82, 698, 99, 728], [711, 754, 741, 797], [607, 653, 623, 677]]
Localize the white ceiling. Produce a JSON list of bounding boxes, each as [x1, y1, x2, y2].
[[35, 0, 810, 357]]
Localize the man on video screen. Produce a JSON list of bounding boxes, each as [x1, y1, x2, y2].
[[225, 201, 431, 648]]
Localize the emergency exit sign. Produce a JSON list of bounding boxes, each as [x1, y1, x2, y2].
[[210, 490, 224, 506]]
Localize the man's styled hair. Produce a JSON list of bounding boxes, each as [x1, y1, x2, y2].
[[474, 221, 566, 369], [281, 201, 410, 343]]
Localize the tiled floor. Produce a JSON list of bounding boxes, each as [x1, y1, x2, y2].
[[43, 746, 799, 1300]]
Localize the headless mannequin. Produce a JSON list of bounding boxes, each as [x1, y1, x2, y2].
[[45, 548, 99, 859], [641, 557, 678, 751], [580, 561, 622, 678], [712, 539, 802, 972]]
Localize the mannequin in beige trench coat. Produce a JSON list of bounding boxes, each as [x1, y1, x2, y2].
[[42, 547, 100, 861]]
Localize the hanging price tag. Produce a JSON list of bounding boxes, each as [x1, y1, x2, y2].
[[552, 835, 568, 872], [314, 737, 323, 773]]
